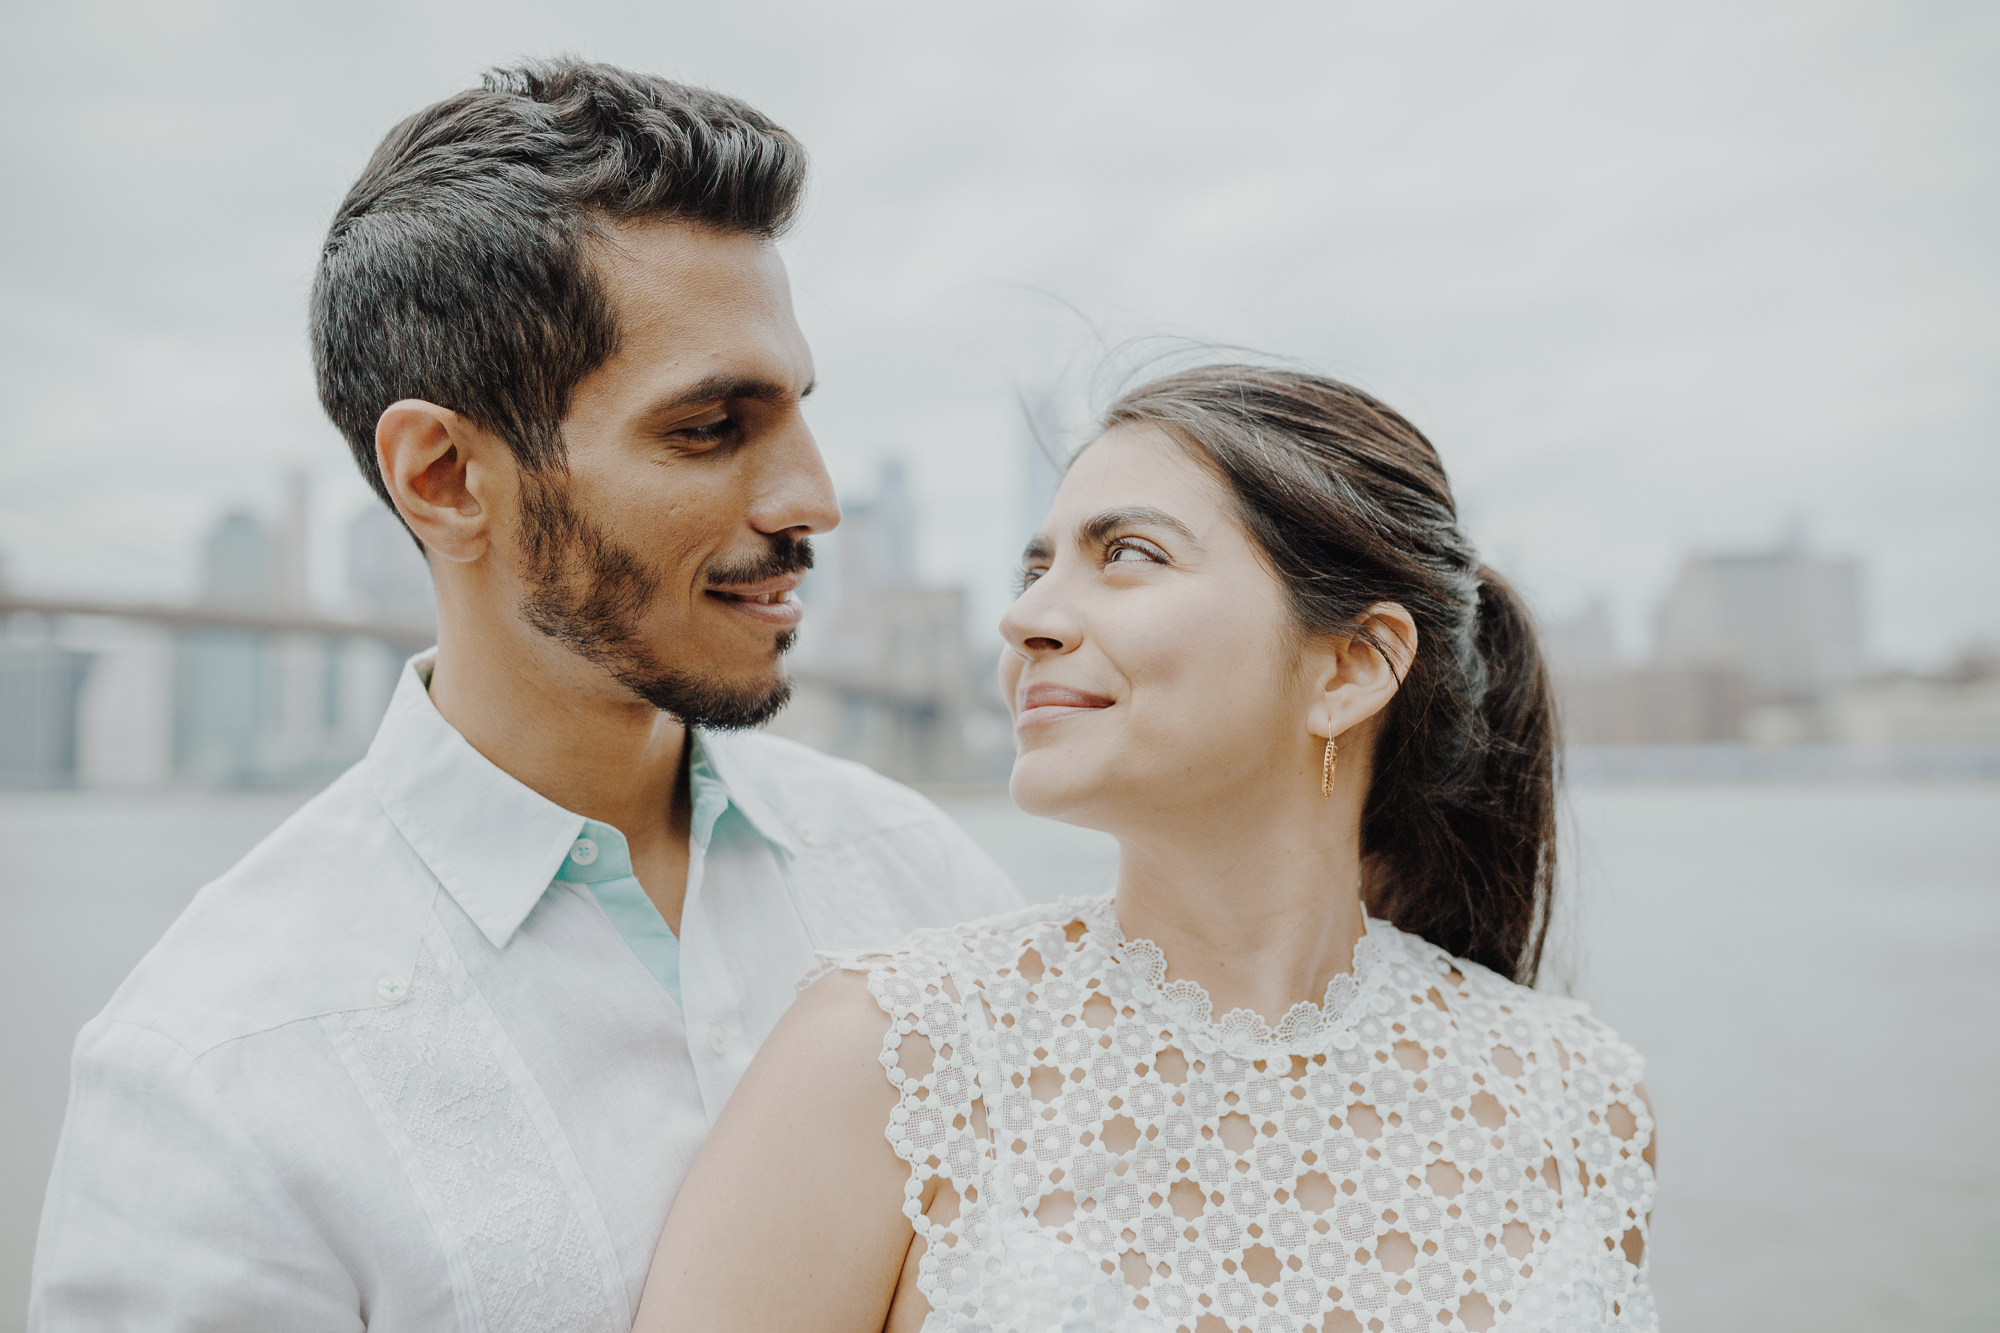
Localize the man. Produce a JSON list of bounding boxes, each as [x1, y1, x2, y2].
[[30, 59, 1020, 1331]]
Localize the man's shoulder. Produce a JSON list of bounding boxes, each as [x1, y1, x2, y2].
[[701, 727, 955, 844], [99, 764, 436, 1059]]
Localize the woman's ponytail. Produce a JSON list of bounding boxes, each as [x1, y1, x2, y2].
[[1470, 570, 1560, 977], [1103, 369, 1561, 984], [1355, 567, 1558, 984]]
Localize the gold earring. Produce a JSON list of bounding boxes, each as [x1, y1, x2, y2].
[[1321, 734, 1339, 799]]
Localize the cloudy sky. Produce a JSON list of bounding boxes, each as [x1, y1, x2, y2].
[[1, 0, 1993, 662]]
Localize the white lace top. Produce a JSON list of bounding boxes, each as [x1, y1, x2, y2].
[[820, 897, 1656, 1333]]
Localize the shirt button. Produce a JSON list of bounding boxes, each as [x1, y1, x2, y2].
[[376, 976, 407, 1002], [707, 1024, 728, 1056], [570, 838, 599, 866]]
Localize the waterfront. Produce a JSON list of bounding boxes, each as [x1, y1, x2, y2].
[[2, 782, 1994, 1330]]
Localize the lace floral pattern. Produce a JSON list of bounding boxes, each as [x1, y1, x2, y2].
[[825, 897, 1655, 1333], [1103, 899, 1391, 1057]]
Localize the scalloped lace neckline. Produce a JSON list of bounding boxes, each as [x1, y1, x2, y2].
[[1076, 894, 1394, 1057]]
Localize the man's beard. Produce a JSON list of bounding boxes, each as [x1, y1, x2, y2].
[[515, 470, 812, 730]]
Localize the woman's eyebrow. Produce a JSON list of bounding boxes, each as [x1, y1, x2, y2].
[[1078, 506, 1201, 549]]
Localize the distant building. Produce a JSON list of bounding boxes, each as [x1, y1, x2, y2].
[[1553, 666, 1758, 747], [173, 509, 278, 785], [198, 510, 276, 609], [1828, 643, 2000, 746], [0, 638, 93, 788], [1552, 536, 1867, 746], [2, 487, 428, 791], [162, 490, 397, 789], [345, 503, 436, 623], [770, 460, 981, 784], [73, 619, 175, 788], [1655, 537, 1863, 700]]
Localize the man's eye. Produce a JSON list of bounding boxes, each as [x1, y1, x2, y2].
[[1016, 567, 1046, 593], [679, 419, 737, 443]]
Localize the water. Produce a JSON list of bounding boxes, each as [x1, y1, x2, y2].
[[2, 783, 1994, 1330]]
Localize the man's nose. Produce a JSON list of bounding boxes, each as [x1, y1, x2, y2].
[[751, 419, 841, 537]]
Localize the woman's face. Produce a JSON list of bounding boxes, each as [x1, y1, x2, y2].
[[999, 423, 1320, 832]]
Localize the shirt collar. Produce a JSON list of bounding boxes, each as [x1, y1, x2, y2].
[[364, 652, 792, 949], [545, 736, 756, 892], [690, 729, 796, 855], [364, 653, 585, 949]]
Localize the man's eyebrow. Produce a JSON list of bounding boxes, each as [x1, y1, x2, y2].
[[641, 372, 814, 419], [1021, 533, 1053, 563], [1078, 506, 1201, 548]]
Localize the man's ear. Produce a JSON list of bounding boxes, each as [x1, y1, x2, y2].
[[375, 400, 499, 564], [1306, 602, 1420, 741]]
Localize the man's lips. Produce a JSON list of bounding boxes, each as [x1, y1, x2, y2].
[[705, 573, 804, 626], [1015, 682, 1114, 731]]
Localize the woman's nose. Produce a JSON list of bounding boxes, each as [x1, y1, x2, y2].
[[1000, 580, 1077, 658]]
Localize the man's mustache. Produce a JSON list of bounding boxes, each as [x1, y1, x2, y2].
[[703, 535, 815, 588]]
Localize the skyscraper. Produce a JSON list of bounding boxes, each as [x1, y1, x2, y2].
[[1655, 538, 1864, 700], [0, 641, 93, 788], [768, 458, 974, 783], [344, 504, 435, 623], [174, 509, 276, 784]]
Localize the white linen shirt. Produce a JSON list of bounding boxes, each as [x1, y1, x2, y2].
[[28, 655, 1022, 1332]]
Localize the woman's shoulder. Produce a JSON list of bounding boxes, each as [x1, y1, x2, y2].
[[791, 902, 1091, 1180], [1370, 918, 1650, 1103], [808, 895, 1103, 995]]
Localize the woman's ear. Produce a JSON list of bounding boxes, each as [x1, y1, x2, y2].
[[1307, 602, 1420, 740], [374, 400, 499, 564]]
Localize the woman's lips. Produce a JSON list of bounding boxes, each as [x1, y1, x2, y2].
[[1015, 683, 1114, 731]]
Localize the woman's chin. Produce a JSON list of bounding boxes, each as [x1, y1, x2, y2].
[[1007, 751, 1105, 824], [1006, 766, 1058, 818]]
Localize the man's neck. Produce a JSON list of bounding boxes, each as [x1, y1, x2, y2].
[[425, 611, 695, 925]]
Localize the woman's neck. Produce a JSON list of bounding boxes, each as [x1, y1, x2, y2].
[[1109, 778, 1369, 1026]]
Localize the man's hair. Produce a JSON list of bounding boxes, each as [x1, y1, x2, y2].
[[310, 58, 807, 510]]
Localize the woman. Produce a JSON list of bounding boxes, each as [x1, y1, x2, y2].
[[635, 366, 1657, 1332]]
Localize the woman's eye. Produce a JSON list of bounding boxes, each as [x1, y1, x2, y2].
[[1104, 539, 1166, 567]]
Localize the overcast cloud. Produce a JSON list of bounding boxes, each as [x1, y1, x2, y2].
[[1, 0, 1993, 661]]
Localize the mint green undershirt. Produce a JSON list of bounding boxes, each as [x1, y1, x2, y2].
[[549, 737, 734, 1010]]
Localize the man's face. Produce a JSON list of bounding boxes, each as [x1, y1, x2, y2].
[[511, 218, 836, 728]]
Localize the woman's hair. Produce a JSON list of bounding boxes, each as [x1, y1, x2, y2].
[[1100, 365, 1559, 985]]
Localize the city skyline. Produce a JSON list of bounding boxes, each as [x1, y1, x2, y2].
[[8, 436, 1996, 792], [8, 449, 1988, 672]]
